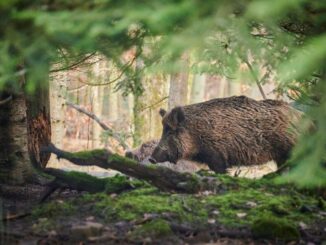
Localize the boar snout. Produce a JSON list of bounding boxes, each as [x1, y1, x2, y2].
[[151, 145, 178, 164]]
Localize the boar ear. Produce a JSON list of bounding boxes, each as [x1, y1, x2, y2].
[[159, 108, 167, 118], [169, 107, 185, 130]]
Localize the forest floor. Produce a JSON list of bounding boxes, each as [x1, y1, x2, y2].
[[1, 173, 325, 244]]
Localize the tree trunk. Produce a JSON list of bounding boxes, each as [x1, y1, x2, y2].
[[190, 74, 206, 104], [132, 94, 144, 147], [0, 93, 34, 184], [132, 54, 145, 147], [92, 87, 104, 148], [0, 74, 51, 184], [25, 84, 51, 169], [168, 56, 189, 110], [47, 72, 67, 168]]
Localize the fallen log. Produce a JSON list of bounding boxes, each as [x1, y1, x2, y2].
[[43, 168, 142, 194], [42, 144, 222, 194]]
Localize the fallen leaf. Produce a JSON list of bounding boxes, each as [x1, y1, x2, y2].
[[246, 201, 257, 208], [207, 219, 216, 224], [236, 213, 247, 218]]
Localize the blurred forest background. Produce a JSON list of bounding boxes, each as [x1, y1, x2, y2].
[[49, 52, 280, 175]]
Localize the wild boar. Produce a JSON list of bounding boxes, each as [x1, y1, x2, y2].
[[125, 140, 159, 162], [149, 96, 302, 173], [125, 139, 209, 173]]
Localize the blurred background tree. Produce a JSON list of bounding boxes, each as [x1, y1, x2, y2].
[[0, 0, 325, 186]]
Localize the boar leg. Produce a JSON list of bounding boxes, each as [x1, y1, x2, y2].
[[195, 151, 228, 173]]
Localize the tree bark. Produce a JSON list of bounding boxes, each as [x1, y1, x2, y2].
[[0, 93, 34, 184], [48, 72, 67, 168], [0, 67, 51, 184], [132, 54, 145, 147], [190, 74, 206, 104], [25, 84, 52, 169], [168, 55, 189, 110]]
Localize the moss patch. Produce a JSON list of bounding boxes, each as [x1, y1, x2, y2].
[[32, 200, 76, 218], [108, 154, 137, 165], [129, 219, 173, 239], [59, 172, 147, 194], [77, 175, 320, 229], [69, 149, 109, 159], [90, 188, 208, 223], [252, 216, 300, 241]]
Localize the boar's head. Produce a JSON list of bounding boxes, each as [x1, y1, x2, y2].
[[149, 107, 198, 164], [125, 140, 159, 162]]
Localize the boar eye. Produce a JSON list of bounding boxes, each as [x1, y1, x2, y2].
[[163, 125, 172, 134]]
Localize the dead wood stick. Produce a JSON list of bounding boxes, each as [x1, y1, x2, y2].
[[66, 101, 130, 150], [39, 180, 62, 203], [139, 96, 169, 112], [0, 94, 12, 106], [2, 212, 31, 222]]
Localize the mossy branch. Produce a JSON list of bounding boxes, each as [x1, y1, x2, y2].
[[42, 144, 222, 193], [43, 168, 143, 194]]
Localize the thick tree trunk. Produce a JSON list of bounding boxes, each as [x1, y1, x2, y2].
[[0, 75, 51, 184], [0, 93, 34, 184]]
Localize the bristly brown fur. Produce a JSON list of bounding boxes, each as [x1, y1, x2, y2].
[[151, 95, 303, 173]]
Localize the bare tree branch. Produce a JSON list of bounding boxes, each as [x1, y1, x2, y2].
[[139, 96, 169, 112], [50, 52, 97, 73], [77, 55, 137, 86], [242, 59, 267, 100], [66, 101, 130, 150], [0, 94, 13, 106], [67, 84, 88, 92]]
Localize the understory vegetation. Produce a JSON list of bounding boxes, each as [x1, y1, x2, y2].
[[23, 173, 324, 243]]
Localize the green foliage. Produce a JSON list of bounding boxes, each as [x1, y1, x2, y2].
[[277, 83, 326, 187]]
